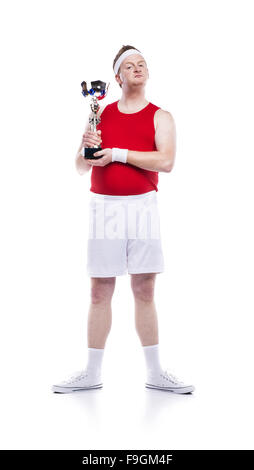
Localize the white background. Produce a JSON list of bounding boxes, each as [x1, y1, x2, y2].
[[0, 0, 253, 450]]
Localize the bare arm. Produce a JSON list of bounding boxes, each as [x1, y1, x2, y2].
[[126, 110, 176, 173]]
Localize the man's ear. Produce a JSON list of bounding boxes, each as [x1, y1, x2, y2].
[[115, 73, 122, 87]]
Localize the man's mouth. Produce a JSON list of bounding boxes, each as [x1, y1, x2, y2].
[[135, 74, 143, 77]]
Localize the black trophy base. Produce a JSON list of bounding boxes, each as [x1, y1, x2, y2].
[[84, 147, 103, 159]]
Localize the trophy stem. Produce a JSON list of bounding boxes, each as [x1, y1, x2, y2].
[[91, 117, 97, 133]]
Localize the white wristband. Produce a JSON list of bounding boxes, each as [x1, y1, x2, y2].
[[112, 148, 128, 163]]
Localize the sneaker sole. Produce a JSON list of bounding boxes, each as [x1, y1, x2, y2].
[[145, 383, 195, 394], [52, 384, 103, 393]]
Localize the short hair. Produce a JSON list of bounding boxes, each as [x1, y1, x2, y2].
[[113, 44, 141, 88]]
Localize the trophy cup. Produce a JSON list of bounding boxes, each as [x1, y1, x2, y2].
[[81, 80, 109, 159]]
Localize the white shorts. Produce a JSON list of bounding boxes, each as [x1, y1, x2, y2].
[[86, 190, 165, 277]]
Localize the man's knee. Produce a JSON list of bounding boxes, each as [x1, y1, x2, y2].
[[90, 277, 116, 304], [131, 274, 156, 302]]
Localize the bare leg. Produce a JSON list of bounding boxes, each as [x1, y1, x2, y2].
[[130, 273, 159, 346], [87, 277, 116, 348]]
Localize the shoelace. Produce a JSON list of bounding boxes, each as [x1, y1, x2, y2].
[[64, 371, 88, 385], [161, 369, 184, 385]]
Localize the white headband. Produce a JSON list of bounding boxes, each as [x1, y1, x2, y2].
[[114, 49, 145, 75]]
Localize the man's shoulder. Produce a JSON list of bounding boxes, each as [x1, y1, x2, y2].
[[97, 100, 116, 117], [154, 108, 175, 131], [154, 108, 174, 119]]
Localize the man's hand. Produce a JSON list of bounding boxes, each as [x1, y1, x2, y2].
[[82, 130, 102, 148], [86, 148, 112, 166]]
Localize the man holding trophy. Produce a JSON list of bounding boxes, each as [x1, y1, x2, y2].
[[52, 45, 195, 394]]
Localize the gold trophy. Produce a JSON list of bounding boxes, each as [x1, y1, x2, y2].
[[81, 80, 109, 159]]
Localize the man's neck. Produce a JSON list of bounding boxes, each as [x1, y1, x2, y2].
[[118, 90, 148, 111]]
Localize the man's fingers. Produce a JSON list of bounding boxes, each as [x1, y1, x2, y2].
[[83, 131, 101, 137], [83, 138, 100, 143], [83, 135, 101, 141], [83, 134, 100, 140], [82, 131, 102, 150], [83, 138, 102, 145]]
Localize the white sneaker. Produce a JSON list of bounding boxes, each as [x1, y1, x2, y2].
[[52, 369, 103, 393], [145, 369, 195, 394]]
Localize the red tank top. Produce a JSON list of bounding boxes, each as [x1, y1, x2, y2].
[[90, 100, 160, 195]]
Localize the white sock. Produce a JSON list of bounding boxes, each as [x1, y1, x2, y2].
[[85, 347, 104, 377], [142, 344, 164, 378]]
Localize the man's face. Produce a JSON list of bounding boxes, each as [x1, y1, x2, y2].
[[116, 54, 149, 89]]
